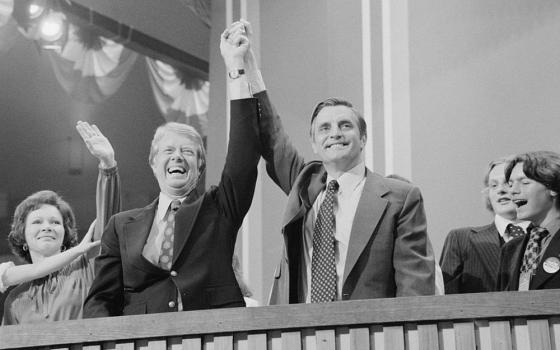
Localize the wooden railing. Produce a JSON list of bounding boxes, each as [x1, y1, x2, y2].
[[2, 290, 560, 349]]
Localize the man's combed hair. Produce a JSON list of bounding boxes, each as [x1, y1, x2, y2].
[[309, 97, 367, 138]]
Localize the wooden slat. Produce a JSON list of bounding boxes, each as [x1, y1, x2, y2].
[[114, 342, 135, 350], [453, 322, 476, 350], [476, 320, 490, 350], [418, 324, 439, 350], [439, 322, 455, 350], [549, 317, 560, 349], [316, 329, 336, 350], [370, 325, 384, 350], [527, 319, 551, 350], [489, 321, 512, 350], [182, 337, 202, 350], [247, 333, 267, 350], [281, 330, 302, 350], [512, 318, 530, 350], [167, 336, 183, 350], [384, 325, 405, 350], [213, 334, 233, 350], [349, 327, 369, 350], [83, 345, 101, 350], [147, 339, 166, 350], [267, 330, 282, 350]]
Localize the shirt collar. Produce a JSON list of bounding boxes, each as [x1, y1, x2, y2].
[[157, 192, 185, 222], [494, 214, 531, 236], [326, 161, 366, 194]]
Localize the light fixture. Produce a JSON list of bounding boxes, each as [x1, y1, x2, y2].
[[39, 11, 66, 42], [28, 0, 47, 20]]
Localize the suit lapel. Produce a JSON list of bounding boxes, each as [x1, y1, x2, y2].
[[172, 195, 204, 263], [504, 235, 529, 290], [282, 169, 325, 227], [123, 199, 161, 271], [343, 171, 389, 283], [530, 229, 560, 289], [470, 224, 501, 278]]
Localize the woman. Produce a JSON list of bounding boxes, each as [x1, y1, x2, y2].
[[1, 121, 121, 324]]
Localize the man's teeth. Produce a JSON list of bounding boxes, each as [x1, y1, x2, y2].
[[168, 167, 186, 174]]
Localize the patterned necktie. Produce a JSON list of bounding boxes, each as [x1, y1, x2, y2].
[[311, 179, 339, 303], [520, 226, 549, 275], [506, 223, 526, 240], [159, 200, 181, 270]]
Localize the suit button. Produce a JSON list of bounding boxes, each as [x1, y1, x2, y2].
[[168, 301, 176, 308], [170, 270, 177, 277]]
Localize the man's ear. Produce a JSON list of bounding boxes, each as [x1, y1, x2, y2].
[[360, 135, 367, 150]]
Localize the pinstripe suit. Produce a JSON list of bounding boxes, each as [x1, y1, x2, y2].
[[439, 223, 503, 293]]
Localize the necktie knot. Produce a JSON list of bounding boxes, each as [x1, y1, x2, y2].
[[170, 200, 181, 213], [327, 180, 339, 193], [506, 224, 525, 239]]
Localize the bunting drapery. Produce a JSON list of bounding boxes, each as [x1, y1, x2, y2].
[[146, 58, 209, 137], [47, 23, 138, 104], [178, 0, 211, 27]]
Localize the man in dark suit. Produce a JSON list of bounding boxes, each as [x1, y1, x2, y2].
[[440, 158, 529, 293], [224, 21, 435, 304], [498, 151, 560, 291], [83, 31, 261, 316]]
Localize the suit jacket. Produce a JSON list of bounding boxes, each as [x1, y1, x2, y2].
[[439, 223, 502, 294], [254, 91, 436, 304], [83, 98, 261, 317], [498, 228, 560, 291]]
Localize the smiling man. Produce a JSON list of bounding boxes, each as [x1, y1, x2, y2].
[[440, 158, 530, 294], [497, 151, 560, 291], [83, 30, 262, 316], [223, 20, 435, 304]]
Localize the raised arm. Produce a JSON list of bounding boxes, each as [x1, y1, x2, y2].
[[76, 121, 121, 258], [224, 20, 306, 195], [0, 222, 99, 292]]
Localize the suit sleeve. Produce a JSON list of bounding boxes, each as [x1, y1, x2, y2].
[[216, 98, 261, 225], [83, 215, 124, 317], [87, 166, 122, 260], [439, 230, 464, 294], [254, 91, 306, 195], [393, 186, 436, 296]]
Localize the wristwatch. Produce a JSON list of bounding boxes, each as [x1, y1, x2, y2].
[[228, 68, 245, 79]]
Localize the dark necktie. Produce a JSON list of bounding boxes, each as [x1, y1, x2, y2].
[[506, 223, 526, 240], [520, 226, 549, 275], [159, 200, 181, 270], [311, 180, 339, 303]]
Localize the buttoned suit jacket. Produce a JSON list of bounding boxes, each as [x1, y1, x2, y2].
[[254, 92, 436, 304], [497, 228, 560, 291], [83, 98, 261, 317], [439, 223, 502, 294]]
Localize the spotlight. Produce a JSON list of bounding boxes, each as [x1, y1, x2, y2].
[[39, 11, 66, 42], [28, 1, 47, 20]]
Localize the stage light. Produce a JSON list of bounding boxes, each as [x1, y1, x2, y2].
[[28, 1, 47, 20], [39, 11, 65, 42]]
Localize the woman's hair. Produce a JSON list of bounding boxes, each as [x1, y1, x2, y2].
[[8, 190, 78, 263]]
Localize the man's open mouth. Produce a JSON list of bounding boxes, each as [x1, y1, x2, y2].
[[513, 199, 528, 207], [168, 166, 186, 175]]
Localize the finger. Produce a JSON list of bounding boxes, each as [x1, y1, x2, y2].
[[228, 33, 249, 47], [239, 19, 252, 36], [89, 240, 101, 248], [76, 123, 89, 141], [91, 125, 102, 137]]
